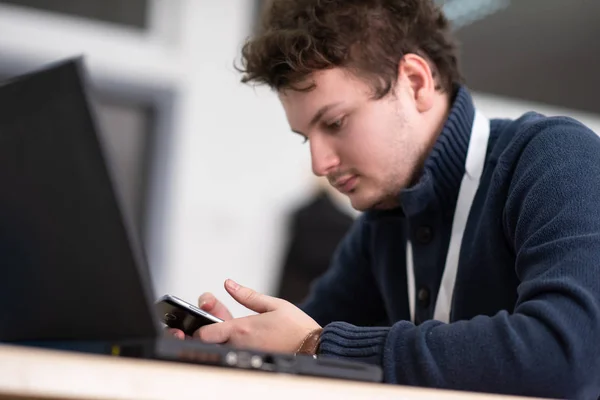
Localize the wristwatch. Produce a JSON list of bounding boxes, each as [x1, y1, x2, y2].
[[295, 328, 324, 357]]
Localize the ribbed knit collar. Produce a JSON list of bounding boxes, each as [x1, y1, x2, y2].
[[367, 85, 476, 219]]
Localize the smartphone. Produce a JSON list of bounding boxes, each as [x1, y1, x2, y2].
[[156, 294, 223, 337]]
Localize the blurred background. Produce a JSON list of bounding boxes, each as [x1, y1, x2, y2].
[[0, 0, 598, 317]]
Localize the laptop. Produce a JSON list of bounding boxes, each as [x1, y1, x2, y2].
[[0, 58, 382, 383]]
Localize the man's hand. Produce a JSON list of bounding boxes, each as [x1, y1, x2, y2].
[[166, 292, 234, 339], [195, 279, 321, 354]]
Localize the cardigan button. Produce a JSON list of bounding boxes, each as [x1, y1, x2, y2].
[[418, 287, 431, 308], [415, 226, 433, 244]]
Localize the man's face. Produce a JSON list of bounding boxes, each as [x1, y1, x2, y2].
[[279, 68, 433, 211]]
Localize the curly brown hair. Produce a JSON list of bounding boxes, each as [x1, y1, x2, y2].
[[238, 0, 462, 98]]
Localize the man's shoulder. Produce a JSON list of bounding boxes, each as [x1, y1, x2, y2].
[[496, 111, 596, 137], [489, 111, 600, 166]]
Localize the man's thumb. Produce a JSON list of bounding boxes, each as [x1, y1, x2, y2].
[[224, 279, 276, 314]]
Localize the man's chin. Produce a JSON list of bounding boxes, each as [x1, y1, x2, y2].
[[349, 192, 398, 211], [348, 193, 380, 212]]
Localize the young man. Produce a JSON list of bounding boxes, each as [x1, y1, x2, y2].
[[171, 0, 600, 397]]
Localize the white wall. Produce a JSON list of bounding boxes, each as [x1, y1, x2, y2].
[[1, 1, 599, 320]]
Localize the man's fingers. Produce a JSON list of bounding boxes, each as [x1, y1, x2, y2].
[[198, 292, 216, 310], [198, 292, 233, 321], [196, 321, 233, 344], [166, 328, 185, 340], [224, 279, 278, 314]]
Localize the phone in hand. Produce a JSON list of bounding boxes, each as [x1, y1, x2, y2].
[[156, 294, 223, 337]]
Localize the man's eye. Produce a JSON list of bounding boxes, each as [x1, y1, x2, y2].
[[327, 117, 345, 131]]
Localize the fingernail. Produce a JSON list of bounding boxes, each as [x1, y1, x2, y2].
[[226, 279, 240, 291], [198, 297, 207, 308], [198, 293, 212, 309], [169, 329, 184, 340]]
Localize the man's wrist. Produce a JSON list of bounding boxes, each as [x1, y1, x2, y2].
[[295, 327, 323, 356]]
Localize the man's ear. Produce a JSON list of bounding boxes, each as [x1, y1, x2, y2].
[[397, 53, 436, 113]]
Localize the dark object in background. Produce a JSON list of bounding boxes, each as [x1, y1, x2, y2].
[[0, 0, 149, 30], [276, 189, 354, 305]]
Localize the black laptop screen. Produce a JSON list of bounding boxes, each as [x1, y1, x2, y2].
[[0, 59, 158, 342]]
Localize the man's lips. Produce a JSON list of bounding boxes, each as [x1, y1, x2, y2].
[[333, 175, 358, 193]]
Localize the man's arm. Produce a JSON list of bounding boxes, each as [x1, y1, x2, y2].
[[317, 120, 600, 398], [300, 214, 388, 327], [194, 216, 388, 356]]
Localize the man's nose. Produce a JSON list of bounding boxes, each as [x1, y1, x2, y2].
[[310, 136, 340, 177]]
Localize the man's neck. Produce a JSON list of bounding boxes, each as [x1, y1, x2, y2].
[[410, 91, 452, 185], [376, 90, 454, 210]]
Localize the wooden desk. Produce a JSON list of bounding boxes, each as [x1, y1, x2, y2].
[[0, 344, 542, 400]]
